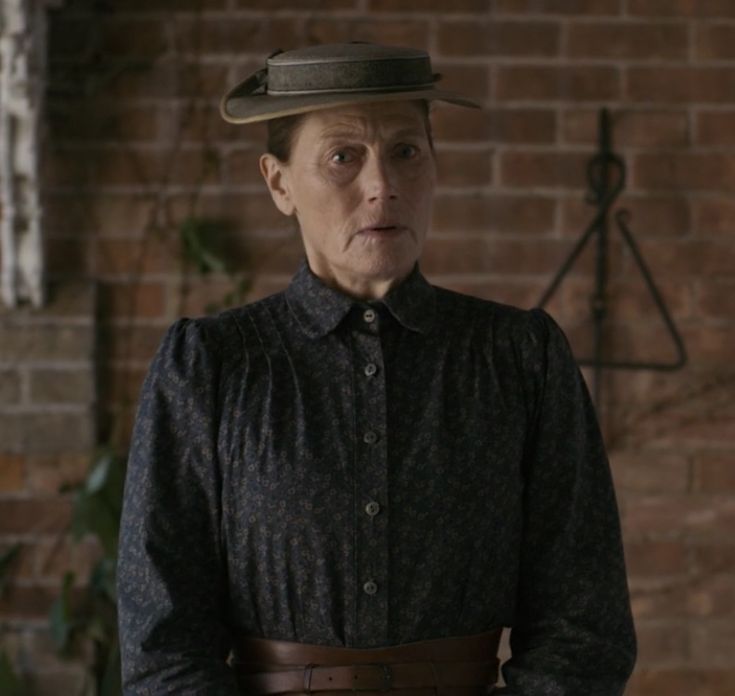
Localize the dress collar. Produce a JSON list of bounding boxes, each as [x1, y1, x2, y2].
[[285, 259, 436, 339]]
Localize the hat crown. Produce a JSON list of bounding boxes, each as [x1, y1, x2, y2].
[[265, 43, 434, 96], [267, 42, 427, 66]]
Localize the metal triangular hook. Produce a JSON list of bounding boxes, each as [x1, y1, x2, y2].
[[536, 107, 687, 407]]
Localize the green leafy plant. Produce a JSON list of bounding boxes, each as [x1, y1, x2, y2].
[[0, 651, 25, 696], [49, 448, 126, 696], [0, 545, 28, 695]]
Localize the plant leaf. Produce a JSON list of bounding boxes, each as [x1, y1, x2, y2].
[[0, 651, 25, 696], [49, 572, 75, 652]]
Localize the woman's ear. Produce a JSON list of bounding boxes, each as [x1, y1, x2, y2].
[[259, 153, 296, 216]]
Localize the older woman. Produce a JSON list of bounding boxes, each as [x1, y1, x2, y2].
[[118, 43, 636, 695]]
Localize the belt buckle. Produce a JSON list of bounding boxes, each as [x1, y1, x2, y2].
[[351, 663, 393, 692]]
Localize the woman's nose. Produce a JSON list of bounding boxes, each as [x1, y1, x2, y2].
[[362, 153, 397, 201]]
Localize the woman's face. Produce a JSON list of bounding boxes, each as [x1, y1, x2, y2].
[[260, 100, 437, 299]]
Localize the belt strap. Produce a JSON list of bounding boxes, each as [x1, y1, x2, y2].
[[231, 630, 502, 696]]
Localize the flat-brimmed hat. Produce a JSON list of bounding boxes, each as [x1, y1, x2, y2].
[[220, 42, 480, 125]]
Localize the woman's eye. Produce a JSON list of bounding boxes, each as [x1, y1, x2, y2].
[[396, 143, 419, 159], [330, 150, 355, 164]]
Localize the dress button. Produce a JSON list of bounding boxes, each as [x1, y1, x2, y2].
[[363, 309, 377, 323], [364, 363, 378, 377], [363, 580, 378, 595], [363, 431, 379, 445], [365, 501, 380, 516]]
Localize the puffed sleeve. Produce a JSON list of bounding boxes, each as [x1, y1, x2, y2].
[[497, 309, 636, 695], [117, 318, 238, 694]]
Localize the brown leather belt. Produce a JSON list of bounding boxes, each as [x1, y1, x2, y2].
[[231, 629, 502, 696]]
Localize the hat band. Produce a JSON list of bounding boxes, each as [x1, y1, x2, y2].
[[267, 81, 435, 96], [267, 55, 434, 95]]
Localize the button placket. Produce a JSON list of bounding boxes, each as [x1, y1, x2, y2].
[[350, 319, 389, 642]]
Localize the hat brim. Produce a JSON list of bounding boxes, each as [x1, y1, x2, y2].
[[220, 87, 481, 125]]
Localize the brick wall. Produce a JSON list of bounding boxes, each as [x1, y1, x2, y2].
[[1, 0, 734, 693]]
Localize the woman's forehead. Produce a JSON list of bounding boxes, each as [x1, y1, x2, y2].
[[299, 101, 428, 140]]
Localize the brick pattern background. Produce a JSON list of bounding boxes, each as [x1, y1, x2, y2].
[[1, 0, 734, 693]]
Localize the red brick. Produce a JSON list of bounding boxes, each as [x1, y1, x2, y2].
[[26, 671, 87, 696], [567, 22, 687, 60], [98, 323, 169, 363], [562, 109, 689, 147], [627, 67, 735, 104], [45, 193, 154, 238], [562, 276, 693, 323], [48, 18, 94, 58], [693, 543, 735, 576], [94, 237, 180, 276], [693, 454, 735, 493], [28, 370, 95, 406], [431, 108, 494, 142], [50, 103, 160, 143], [234, 0, 354, 8], [636, 239, 735, 277], [0, 585, 63, 620], [17, 281, 95, 319], [226, 148, 269, 186], [0, 370, 21, 406], [628, 0, 735, 17], [25, 455, 89, 496], [368, 0, 487, 10], [496, 0, 620, 13], [114, 0, 227, 8], [609, 451, 690, 494], [174, 102, 260, 144], [627, 668, 735, 695], [696, 24, 735, 60], [304, 18, 429, 48], [695, 111, 735, 146], [110, 62, 228, 101], [437, 20, 560, 57], [174, 17, 302, 56], [422, 238, 569, 275], [167, 193, 293, 235], [0, 499, 72, 535], [97, 365, 148, 407], [693, 197, 735, 237], [625, 540, 690, 577], [497, 65, 620, 102], [433, 64, 491, 105], [490, 108, 557, 143], [34, 537, 102, 583], [434, 278, 547, 309], [634, 153, 735, 193], [622, 495, 735, 540], [45, 238, 90, 276], [500, 151, 589, 188], [560, 196, 691, 239], [0, 324, 94, 363], [697, 279, 735, 321], [100, 281, 167, 320], [0, 454, 25, 493], [85, 148, 222, 188], [632, 574, 735, 621], [634, 622, 689, 664], [0, 413, 95, 455], [436, 149, 492, 187], [101, 19, 167, 58], [432, 194, 556, 235], [691, 621, 735, 665]]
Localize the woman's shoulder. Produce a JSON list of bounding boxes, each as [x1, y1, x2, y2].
[[432, 284, 559, 345]]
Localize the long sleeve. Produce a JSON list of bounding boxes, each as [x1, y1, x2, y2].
[[117, 318, 238, 694], [497, 310, 636, 695]]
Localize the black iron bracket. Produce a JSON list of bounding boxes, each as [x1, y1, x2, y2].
[[536, 108, 687, 406]]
